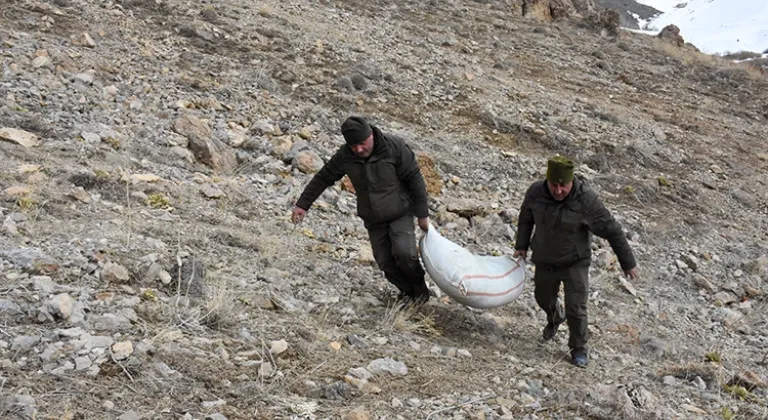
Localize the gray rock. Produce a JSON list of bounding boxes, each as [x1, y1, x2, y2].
[[1, 248, 56, 272], [90, 313, 132, 331], [367, 358, 408, 376], [118, 410, 140, 420], [347, 334, 367, 348], [75, 356, 92, 371], [0, 299, 22, 316], [319, 381, 353, 400], [640, 336, 668, 358], [3, 394, 36, 419], [75, 72, 94, 85], [51, 360, 75, 375], [11, 335, 41, 352], [206, 415, 228, 420]]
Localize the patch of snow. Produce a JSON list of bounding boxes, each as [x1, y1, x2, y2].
[[634, 0, 681, 14], [642, 0, 768, 55], [629, 11, 651, 30]]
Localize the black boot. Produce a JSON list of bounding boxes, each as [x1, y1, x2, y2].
[[542, 320, 562, 341], [543, 305, 565, 341], [570, 348, 589, 368]]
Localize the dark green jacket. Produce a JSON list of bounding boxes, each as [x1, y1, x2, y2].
[[295, 126, 429, 225], [515, 176, 636, 271]]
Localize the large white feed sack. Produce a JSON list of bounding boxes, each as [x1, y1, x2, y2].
[[419, 224, 526, 309]]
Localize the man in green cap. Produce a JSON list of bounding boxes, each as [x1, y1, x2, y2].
[[292, 115, 432, 306], [513, 155, 638, 367]]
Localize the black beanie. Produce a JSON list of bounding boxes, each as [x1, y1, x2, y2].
[[341, 116, 372, 146]]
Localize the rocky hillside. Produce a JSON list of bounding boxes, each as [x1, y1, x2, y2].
[[1, 0, 767, 419]]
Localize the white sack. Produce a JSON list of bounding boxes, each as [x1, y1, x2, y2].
[[419, 224, 526, 309]]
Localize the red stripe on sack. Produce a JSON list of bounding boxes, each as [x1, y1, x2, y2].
[[459, 265, 521, 282], [463, 280, 525, 297]]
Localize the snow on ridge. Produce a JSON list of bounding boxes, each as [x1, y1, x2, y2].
[[628, 0, 768, 55]]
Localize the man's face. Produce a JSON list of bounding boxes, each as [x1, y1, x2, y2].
[[547, 180, 573, 201], [349, 134, 375, 158]]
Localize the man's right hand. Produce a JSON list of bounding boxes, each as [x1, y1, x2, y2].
[[291, 207, 307, 224], [513, 249, 527, 261]]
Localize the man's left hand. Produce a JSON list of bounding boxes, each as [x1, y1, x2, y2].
[[624, 267, 638, 280], [418, 217, 430, 232]]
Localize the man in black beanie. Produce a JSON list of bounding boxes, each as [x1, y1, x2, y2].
[[513, 156, 638, 367], [292, 116, 432, 305]]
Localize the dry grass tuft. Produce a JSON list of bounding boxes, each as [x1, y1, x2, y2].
[[381, 303, 441, 338], [416, 152, 443, 196], [652, 40, 766, 80]]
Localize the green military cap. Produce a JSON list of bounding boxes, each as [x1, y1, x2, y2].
[[546, 155, 575, 184]]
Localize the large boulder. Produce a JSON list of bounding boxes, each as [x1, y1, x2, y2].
[[658, 24, 685, 47], [572, 0, 595, 15], [522, 0, 576, 21], [584, 8, 621, 37]]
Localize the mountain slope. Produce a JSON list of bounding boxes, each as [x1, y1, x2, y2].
[[0, 0, 767, 419]]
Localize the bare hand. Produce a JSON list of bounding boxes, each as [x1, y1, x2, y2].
[[625, 267, 638, 280], [418, 217, 430, 232], [513, 249, 527, 261], [291, 207, 307, 224]]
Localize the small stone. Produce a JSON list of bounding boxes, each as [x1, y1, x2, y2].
[[202, 185, 225, 199], [4, 395, 36, 419], [11, 335, 41, 352], [103, 400, 115, 410], [294, 150, 324, 173], [662, 376, 676, 386], [259, 362, 274, 377], [457, 349, 472, 358], [75, 356, 92, 371], [206, 415, 228, 420], [269, 339, 288, 355], [682, 404, 707, 415], [341, 408, 369, 420], [80, 32, 96, 48], [201, 399, 226, 409], [118, 411, 139, 420], [70, 187, 92, 203], [80, 132, 101, 144], [391, 397, 403, 409], [329, 341, 342, 352], [407, 398, 422, 408], [103, 85, 118, 97], [0, 127, 39, 148], [298, 127, 312, 140], [367, 358, 408, 376], [43, 293, 74, 320], [519, 393, 536, 404], [101, 262, 130, 283], [111, 341, 134, 361], [0, 299, 22, 316], [75, 72, 94, 84], [347, 334, 367, 348], [32, 56, 51, 68]]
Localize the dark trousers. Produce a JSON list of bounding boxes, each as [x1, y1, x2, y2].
[[534, 265, 590, 350], [366, 213, 429, 298]]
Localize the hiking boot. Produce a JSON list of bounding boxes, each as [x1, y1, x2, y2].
[[571, 348, 589, 368], [542, 319, 562, 341]]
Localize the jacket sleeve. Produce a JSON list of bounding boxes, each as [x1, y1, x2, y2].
[[395, 139, 430, 219], [295, 149, 345, 211], [582, 190, 637, 271], [514, 184, 536, 251]]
